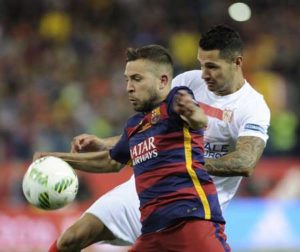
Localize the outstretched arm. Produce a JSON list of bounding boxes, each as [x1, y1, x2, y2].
[[204, 136, 265, 177], [33, 151, 123, 173], [71, 134, 121, 153]]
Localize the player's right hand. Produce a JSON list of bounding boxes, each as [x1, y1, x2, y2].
[[71, 134, 106, 153]]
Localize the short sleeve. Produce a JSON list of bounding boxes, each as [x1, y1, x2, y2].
[[171, 70, 204, 91], [238, 98, 271, 143], [109, 129, 131, 164]]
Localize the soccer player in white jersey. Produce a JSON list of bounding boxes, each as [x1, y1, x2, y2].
[[47, 25, 270, 252]]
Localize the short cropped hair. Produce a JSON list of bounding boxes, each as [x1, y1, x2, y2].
[[199, 25, 243, 60], [126, 45, 173, 69]]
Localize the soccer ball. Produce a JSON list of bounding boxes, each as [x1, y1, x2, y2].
[[22, 156, 79, 210]]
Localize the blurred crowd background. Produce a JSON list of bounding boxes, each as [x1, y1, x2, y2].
[[0, 0, 299, 163], [0, 1, 300, 251]]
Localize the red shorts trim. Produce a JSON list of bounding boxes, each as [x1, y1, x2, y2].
[[129, 220, 231, 252]]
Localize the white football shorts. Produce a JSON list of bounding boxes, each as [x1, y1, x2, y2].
[[85, 175, 141, 245]]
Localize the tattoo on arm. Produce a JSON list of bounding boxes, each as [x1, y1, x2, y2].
[[204, 136, 265, 177]]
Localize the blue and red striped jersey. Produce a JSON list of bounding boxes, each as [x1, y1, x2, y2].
[[110, 86, 225, 234]]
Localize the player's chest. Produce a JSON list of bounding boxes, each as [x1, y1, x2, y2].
[[129, 116, 182, 148]]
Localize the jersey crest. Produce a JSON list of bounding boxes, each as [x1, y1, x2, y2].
[[222, 108, 233, 123], [151, 107, 160, 125]]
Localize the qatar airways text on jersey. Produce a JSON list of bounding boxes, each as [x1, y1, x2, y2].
[[130, 137, 158, 165]]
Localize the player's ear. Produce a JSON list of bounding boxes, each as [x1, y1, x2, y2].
[[234, 56, 243, 68], [159, 75, 169, 89]]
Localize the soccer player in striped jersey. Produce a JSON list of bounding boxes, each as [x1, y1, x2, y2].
[[44, 25, 270, 251], [39, 44, 230, 251]]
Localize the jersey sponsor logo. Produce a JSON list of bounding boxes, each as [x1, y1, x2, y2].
[[130, 137, 158, 165], [204, 143, 229, 159], [244, 123, 266, 134]]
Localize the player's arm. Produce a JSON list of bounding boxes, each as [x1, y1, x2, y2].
[[71, 134, 121, 153], [173, 90, 208, 129], [204, 136, 265, 177], [33, 151, 123, 173]]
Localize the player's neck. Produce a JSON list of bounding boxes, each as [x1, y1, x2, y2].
[[217, 75, 245, 96], [231, 76, 245, 94]]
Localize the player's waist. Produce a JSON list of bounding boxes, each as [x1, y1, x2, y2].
[[139, 191, 222, 224], [136, 170, 213, 201], [140, 198, 225, 234]]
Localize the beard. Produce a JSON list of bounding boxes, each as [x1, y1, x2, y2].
[[134, 91, 160, 112]]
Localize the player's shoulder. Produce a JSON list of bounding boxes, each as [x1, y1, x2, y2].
[[126, 113, 144, 128], [174, 70, 202, 81], [172, 70, 204, 89], [243, 82, 269, 107], [234, 82, 270, 121], [178, 69, 202, 77]]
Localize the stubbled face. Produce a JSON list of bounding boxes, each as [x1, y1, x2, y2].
[[124, 59, 162, 112], [197, 48, 237, 96]]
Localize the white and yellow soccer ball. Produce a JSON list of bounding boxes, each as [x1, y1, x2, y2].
[[22, 156, 79, 210]]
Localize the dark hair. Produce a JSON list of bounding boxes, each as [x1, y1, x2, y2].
[[199, 25, 243, 60], [126, 44, 173, 67]]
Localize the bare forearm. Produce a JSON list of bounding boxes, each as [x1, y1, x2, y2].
[[102, 135, 122, 150], [204, 136, 265, 177], [43, 151, 122, 173]]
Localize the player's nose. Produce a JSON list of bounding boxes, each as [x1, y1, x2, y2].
[[126, 80, 135, 93], [201, 68, 210, 80]]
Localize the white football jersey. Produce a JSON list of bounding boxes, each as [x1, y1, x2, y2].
[[172, 70, 270, 210]]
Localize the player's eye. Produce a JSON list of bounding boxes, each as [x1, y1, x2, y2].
[[206, 64, 218, 69]]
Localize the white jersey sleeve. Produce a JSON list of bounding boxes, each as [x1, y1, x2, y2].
[[236, 93, 270, 143], [172, 70, 206, 91]]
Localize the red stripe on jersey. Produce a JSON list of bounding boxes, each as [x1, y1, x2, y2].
[[199, 102, 223, 120], [190, 133, 205, 152], [140, 186, 202, 222], [126, 103, 169, 137], [155, 132, 204, 152], [136, 162, 213, 194], [200, 179, 217, 195], [135, 162, 187, 194], [160, 103, 168, 118], [191, 162, 217, 194], [155, 132, 184, 151], [192, 161, 205, 169]]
